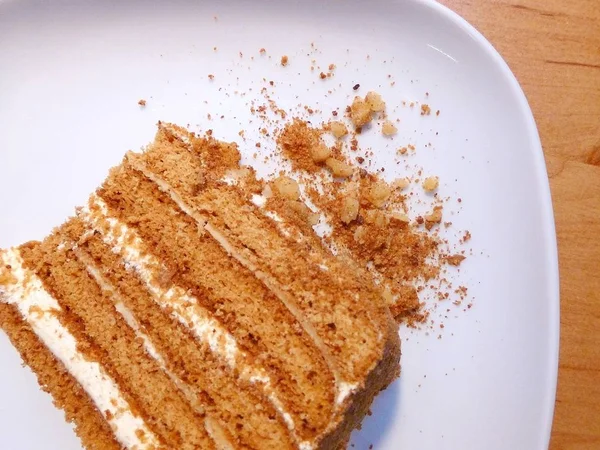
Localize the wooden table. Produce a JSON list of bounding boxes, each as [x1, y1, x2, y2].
[[438, 1, 600, 448]]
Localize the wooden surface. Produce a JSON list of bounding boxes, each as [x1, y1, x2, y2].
[[438, 1, 600, 448]]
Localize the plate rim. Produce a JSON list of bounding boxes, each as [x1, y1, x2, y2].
[[419, 0, 560, 447]]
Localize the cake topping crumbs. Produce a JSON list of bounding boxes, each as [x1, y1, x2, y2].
[[349, 96, 374, 128], [382, 120, 398, 136], [329, 121, 349, 139], [325, 158, 354, 178], [272, 176, 301, 201], [445, 255, 466, 266], [422, 176, 439, 192], [365, 91, 386, 112]]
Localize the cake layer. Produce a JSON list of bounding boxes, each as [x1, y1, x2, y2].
[[18, 240, 218, 450], [127, 125, 396, 389], [50, 218, 298, 450], [0, 302, 123, 450], [0, 248, 160, 450], [93, 162, 336, 444]]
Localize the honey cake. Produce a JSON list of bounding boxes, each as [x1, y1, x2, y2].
[[0, 123, 400, 450]]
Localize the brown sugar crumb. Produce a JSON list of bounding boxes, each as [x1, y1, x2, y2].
[[382, 120, 398, 136], [421, 104, 431, 116], [422, 176, 439, 192], [328, 64, 336, 71], [208, 74, 215, 80], [259, 48, 266, 54], [278, 119, 328, 172], [137, 99, 147, 107], [319, 72, 327, 79], [445, 254, 466, 266], [281, 55, 289, 66]]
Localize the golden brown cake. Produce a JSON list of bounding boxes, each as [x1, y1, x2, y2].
[[0, 123, 400, 450]]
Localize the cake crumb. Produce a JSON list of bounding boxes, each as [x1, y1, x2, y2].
[[340, 197, 360, 224], [421, 104, 431, 116], [392, 178, 410, 191], [326, 158, 353, 178], [329, 121, 349, 139], [272, 176, 301, 201], [349, 96, 373, 128], [445, 255, 466, 266], [281, 55, 289, 66], [138, 99, 147, 107], [424, 206, 443, 229], [422, 176, 439, 192], [365, 91, 386, 112], [382, 120, 398, 136]]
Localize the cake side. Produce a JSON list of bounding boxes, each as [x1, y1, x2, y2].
[[0, 301, 123, 450], [0, 248, 165, 450]]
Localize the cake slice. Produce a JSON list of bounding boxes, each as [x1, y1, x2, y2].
[[0, 123, 400, 450]]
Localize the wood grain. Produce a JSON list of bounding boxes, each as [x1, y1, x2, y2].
[[438, 1, 600, 448]]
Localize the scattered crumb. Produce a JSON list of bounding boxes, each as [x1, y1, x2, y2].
[[445, 255, 466, 266], [365, 91, 386, 112], [329, 121, 349, 139], [422, 176, 439, 192], [421, 104, 431, 116], [137, 99, 147, 107], [382, 120, 398, 136], [325, 158, 354, 178], [349, 96, 373, 128], [281, 55, 289, 66]]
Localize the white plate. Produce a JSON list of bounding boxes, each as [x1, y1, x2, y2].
[[0, 0, 559, 449]]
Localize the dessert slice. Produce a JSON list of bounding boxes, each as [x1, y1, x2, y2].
[[0, 123, 400, 450]]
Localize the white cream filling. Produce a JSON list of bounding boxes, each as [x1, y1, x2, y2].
[[0, 249, 159, 450]]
